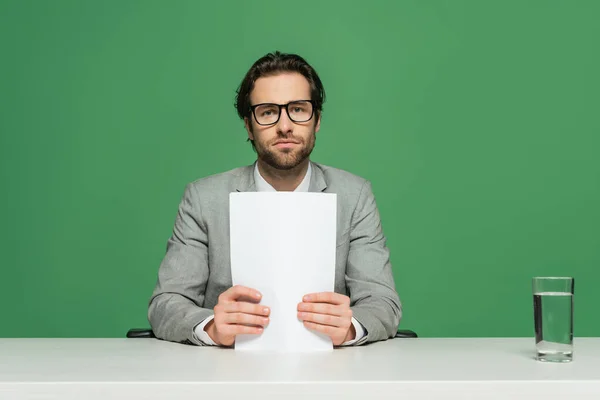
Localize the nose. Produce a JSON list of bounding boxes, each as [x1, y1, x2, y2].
[[276, 108, 293, 135]]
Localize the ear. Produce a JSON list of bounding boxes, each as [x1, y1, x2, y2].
[[244, 117, 254, 141], [315, 114, 321, 133]]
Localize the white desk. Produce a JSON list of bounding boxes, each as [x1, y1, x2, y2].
[[1, 338, 599, 399]]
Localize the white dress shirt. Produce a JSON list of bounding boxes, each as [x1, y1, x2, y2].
[[193, 162, 366, 346]]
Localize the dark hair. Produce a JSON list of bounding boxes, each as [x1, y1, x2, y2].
[[235, 51, 326, 122]]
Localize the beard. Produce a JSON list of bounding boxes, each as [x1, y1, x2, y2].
[[253, 132, 316, 171]]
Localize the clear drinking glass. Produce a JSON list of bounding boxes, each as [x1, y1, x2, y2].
[[532, 277, 574, 362]]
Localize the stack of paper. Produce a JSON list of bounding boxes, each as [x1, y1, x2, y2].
[[229, 192, 337, 353]]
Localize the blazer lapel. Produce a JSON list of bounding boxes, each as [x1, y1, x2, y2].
[[235, 163, 257, 192], [308, 161, 327, 192]]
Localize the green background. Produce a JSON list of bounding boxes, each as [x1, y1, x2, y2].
[[1, 0, 598, 338]]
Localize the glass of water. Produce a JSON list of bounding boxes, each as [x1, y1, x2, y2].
[[532, 277, 574, 362]]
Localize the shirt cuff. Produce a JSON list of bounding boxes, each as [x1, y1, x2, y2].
[[192, 315, 217, 346], [339, 317, 367, 346]]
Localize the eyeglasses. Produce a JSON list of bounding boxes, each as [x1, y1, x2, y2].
[[250, 100, 314, 126]]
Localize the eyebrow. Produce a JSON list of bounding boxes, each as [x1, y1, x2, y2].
[[251, 99, 311, 106]]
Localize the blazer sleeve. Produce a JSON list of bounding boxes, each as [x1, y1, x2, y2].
[[147, 183, 214, 345], [346, 180, 402, 343]]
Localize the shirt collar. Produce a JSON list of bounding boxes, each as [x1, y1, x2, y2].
[[253, 162, 312, 192]]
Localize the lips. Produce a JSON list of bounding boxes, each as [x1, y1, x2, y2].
[[273, 140, 300, 145], [272, 140, 301, 150]]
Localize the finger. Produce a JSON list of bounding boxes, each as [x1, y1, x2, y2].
[[220, 324, 264, 336], [224, 313, 269, 327], [219, 285, 262, 303], [302, 321, 345, 337], [298, 311, 345, 328], [224, 302, 270, 316], [302, 292, 350, 306], [297, 302, 347, 317]]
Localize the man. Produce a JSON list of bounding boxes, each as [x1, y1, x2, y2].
[[148, 51, 401, 347]]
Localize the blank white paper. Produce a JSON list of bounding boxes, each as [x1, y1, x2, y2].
[[229, 192, 337, 353]]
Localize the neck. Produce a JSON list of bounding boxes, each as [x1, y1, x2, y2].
[[257, 158, 310, 191]]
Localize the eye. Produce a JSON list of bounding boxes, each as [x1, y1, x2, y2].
[[257, 105, 278, 117]]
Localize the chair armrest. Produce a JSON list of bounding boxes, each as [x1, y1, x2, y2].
[[395, 329, 418, 338], [126, 328, 156, 338]]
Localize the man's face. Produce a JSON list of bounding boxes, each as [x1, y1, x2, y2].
[[245, 72, 321, 170]]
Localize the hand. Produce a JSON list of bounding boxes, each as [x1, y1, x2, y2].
[[297, 292, 355, 346], [206, 285, 270, 347]]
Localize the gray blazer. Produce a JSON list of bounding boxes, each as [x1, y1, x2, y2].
[[148, 161, 402, 345]]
